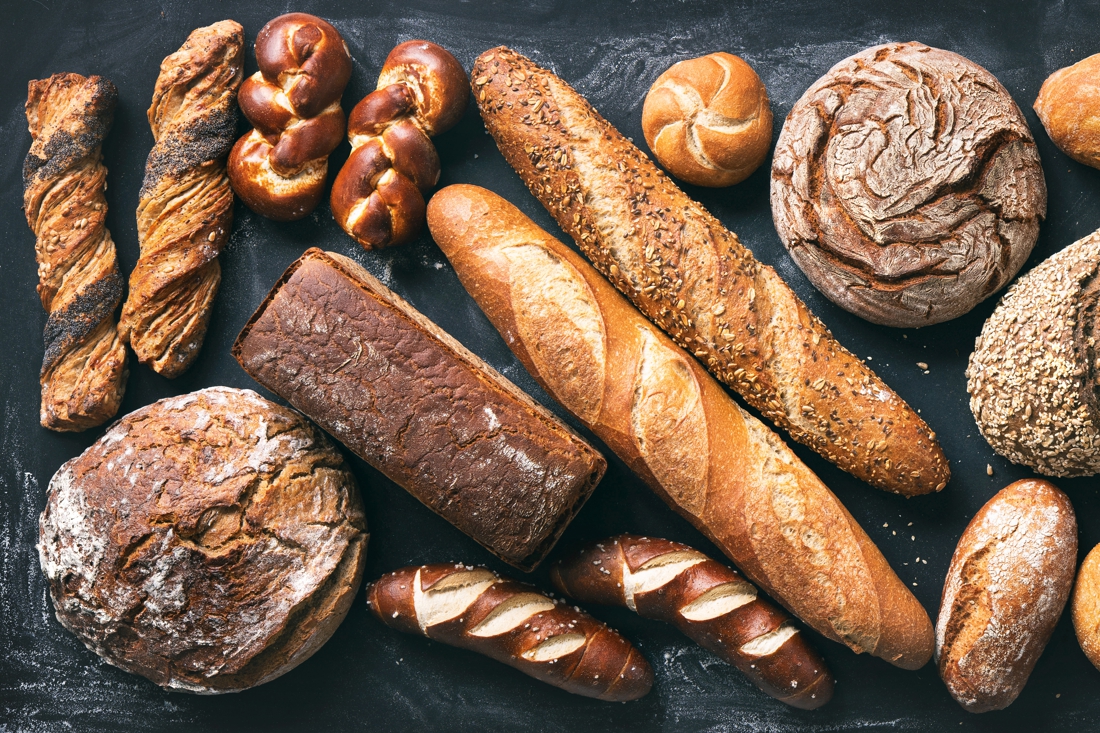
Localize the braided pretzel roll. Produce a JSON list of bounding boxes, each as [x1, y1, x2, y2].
[[228, 13, 351, 221], [367, 563, 653, 701], [551, 535, 833, 709], [330, 40, 468, 250], [23, 73, 128, 431], [119, 20, 244, 377]]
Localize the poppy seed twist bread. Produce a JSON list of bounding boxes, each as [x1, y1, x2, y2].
[[119, 20, 244, 377], [23, 73, 128, 431]]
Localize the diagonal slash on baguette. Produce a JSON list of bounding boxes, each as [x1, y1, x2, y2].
[[470, 46, 949, 496]]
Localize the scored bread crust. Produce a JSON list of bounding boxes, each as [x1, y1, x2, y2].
[[935, 479, 1076, 712], [427, 184, 934, 669], [1072, 543, 1100, 671], [37, 387, 368, 693], [471, 46, 948, 496], [967, 229, 1100, 477]]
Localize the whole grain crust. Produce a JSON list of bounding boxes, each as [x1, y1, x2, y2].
[[967, 229, 1100, 476]]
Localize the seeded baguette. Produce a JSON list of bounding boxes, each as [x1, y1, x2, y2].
[[470, 46, 948, 496], [551, 535, 833, 708], [427, 184, 934, 669], [367, 563, 652, 701], [935, 479, 1076, 712]]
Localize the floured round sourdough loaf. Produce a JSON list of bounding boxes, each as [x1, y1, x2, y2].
[[772, 41, 1047, 328], [967, 229, 1100, 476], [38, 386, 368, 693]]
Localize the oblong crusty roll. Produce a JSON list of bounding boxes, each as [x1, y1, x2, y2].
[[427, 184, 934, 669], [551, 535, 833, 708], [935, 479, 1076, 712], [471, 46, 948, 497], [368, 563, 652, 701]]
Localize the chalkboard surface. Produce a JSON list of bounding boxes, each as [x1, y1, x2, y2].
[[4, 1, 1100, 731]]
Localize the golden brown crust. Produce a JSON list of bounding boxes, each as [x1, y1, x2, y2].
[[427, 184, 934, 669], [23, 72, 128, 431], [1073, 543, 1100, 671], [37, 387, 368, 693], [1035, 53, 1100, 170], [119, 20, 244, 377], [471, 46, 948, 496], [641, 53, 772, 187], [935, 479, 1076, 712]]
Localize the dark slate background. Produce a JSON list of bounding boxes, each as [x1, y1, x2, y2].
[[3, 1, 1100, 730]]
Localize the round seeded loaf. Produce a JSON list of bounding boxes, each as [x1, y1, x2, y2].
[[967, 229, 1100, 477], [38, 386, 368, 693]]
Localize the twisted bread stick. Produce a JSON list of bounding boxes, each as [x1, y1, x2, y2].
[[23, 73, 127, 431], [120, 20, 243, 377]]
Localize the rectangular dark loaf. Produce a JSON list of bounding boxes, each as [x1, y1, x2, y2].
[[233, 248, 606, 570]]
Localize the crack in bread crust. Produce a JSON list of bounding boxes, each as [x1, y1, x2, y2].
[[37, 387, 367, 693]]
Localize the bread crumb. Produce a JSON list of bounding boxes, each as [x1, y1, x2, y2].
[[917, 362, 928, 370], [987, 464, 994, 476]]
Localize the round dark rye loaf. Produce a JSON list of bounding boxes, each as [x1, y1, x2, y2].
[[38, 387, 368, 693], [772, 42, 1046, 328]]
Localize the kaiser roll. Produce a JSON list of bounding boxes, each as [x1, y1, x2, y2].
[[641, 52, 772, 187]]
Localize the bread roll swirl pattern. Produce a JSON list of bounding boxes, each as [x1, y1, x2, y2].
[[119, 20, 243, 377], [367, 563, 653, 701], [330, 40, 467, 249], [23, 73, 128, 431], [551, 535, 834, 709], [967, 229, 1100, 476], [228, 13, 351, 220], [470, 46, 947, 496], [428, 184, 934, 669], [772, 42, 1047, 328]]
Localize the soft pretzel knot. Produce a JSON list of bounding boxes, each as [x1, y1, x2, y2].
[[331, 40, 468, 250], [228, 13, 352, 221]]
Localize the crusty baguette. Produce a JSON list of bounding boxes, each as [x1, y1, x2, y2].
[[367, 563, 652, 701], [551, 535, 833, 708], [935, 479, 1076, 712], [471, 46, 948, 497], [427, 184, 934, 669]]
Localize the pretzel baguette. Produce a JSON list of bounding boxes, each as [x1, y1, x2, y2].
[[331, 40, 467, 249], [471, 46, 948, 497], [551, 535, 833, 709], [426, 184, 934, 669], [367, 563, 652, 701], [228, 13, 351, 220]]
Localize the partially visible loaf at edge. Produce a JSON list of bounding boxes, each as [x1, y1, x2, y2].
[[233, 248, 605, 570], [38, 387, 367, 693]]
